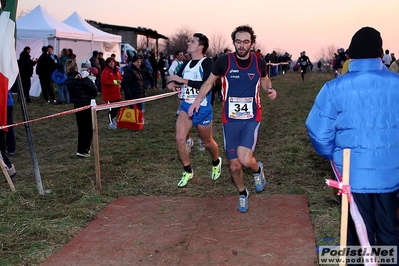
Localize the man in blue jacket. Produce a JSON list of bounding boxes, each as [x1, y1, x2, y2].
[[306, 27, 399, 251]]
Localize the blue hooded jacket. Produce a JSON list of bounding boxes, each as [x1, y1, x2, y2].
[[306, 58, 399, 193]]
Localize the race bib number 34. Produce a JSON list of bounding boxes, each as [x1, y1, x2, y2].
[[228, 97, 254, 119]]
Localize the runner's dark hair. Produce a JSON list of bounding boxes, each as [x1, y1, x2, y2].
[[193, 33, 209, 54], [231, 25, 256, 43]]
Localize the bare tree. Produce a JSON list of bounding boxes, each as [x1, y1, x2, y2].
[[167, 26, 195, 56], [136, 35, 149, 52], [317, 44, 338, 63], [314, 45, 339, 71], [208, 32, 230, 57]]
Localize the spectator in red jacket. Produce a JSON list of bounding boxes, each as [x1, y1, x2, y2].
[[100, 57, 122, 129]]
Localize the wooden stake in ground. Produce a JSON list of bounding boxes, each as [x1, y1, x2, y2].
[[90, 100, 102, 191], [0, 154, 15, 192], [339, 149, 351, 266]]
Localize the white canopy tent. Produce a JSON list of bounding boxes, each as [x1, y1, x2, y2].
[[16, 5, 94, 97], [17, 5, 92, 40], [63, 11, 122, 62]]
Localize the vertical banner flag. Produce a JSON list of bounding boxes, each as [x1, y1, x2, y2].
[[0, 0, 19, 126]]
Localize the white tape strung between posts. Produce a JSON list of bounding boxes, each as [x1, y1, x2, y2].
[[0, 91, 179, 131], [94, 91, 179, 111]]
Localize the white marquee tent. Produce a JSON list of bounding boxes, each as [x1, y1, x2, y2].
[[17, 6, 92, 41], [63, 11, 121, 43], [63, 11, 122, 62], [16, 5, 106, 97]]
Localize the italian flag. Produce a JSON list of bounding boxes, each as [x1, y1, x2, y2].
[[0, 0, 18, 127]]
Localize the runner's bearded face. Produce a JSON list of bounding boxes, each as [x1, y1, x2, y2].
[[234, 32, 252, 58]]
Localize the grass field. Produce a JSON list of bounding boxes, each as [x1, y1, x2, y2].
[[0, 71, 341, 265]]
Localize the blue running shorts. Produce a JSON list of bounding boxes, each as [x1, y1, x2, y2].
[[223, 121, 260, 160], [180, 101, 213, 127]]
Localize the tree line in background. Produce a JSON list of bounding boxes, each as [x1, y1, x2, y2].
[[138, 26, 339, 70]]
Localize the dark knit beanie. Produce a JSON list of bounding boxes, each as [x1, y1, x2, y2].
[[348, 27, 383, 59], [131, 54, 142, 63]]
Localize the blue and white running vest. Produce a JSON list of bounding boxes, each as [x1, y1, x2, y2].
[[180, 57, 210, 107]]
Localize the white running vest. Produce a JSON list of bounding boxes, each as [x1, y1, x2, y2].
[[180, 57, 208, 106]]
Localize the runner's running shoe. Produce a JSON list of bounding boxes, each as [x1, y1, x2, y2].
[[198, 139, 205, 152], [178, 171, 193, 187], [211, 157, 222, 180], [186, 138, 194, 152], [254, 162, 266, 192], [238, 188, 249, 213]]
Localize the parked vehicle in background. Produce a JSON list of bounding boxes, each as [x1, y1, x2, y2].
[[121, 43, 137, 63]]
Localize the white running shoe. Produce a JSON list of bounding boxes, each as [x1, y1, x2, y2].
[[186, 138, 194, 152], [198, 139, 205, 152], [108, 122, 117, 130]]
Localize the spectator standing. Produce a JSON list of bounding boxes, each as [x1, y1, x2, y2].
[[6, 91, 15, 156], [65, 59, 97, 158], [121, 51, 127, 64], [341, 49, 351, 75], [36, 46, 56, 103], [90, 51, 102, 93], [382, 49, 392, 68], [17, 46, 37, 102], [98, 52, 106, 72], [148, 51, 158, 88], [388, 58, 399, 74], [55, 48, 70, 104], [110, 54, 120, 68], [168, 50, 185, 76], [121, 55, 146, 111], [0, 127, 16, 181], [306, 27, 398, 255], [68, 48, 76, 59], [317, 60, 322, 71], [158, 52, 168, 90], [47, 45, 58, 96], [100, 57, 122, 129], [169, 50, 186, 115], [333, 48, 347, 77], [140, 53, 155, 90]]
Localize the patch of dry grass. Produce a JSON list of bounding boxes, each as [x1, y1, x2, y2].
[[0, 71, 340, 265]]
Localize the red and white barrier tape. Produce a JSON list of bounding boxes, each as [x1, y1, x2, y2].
[[0, 91, 179, 130], [325, 179, 377, 266], [330, 160, 342, 182], [0, 105, 91, 130]]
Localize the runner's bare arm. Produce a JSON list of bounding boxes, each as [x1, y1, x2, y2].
[[260, 75, 277, 100], [188, 73, 219, 116]]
